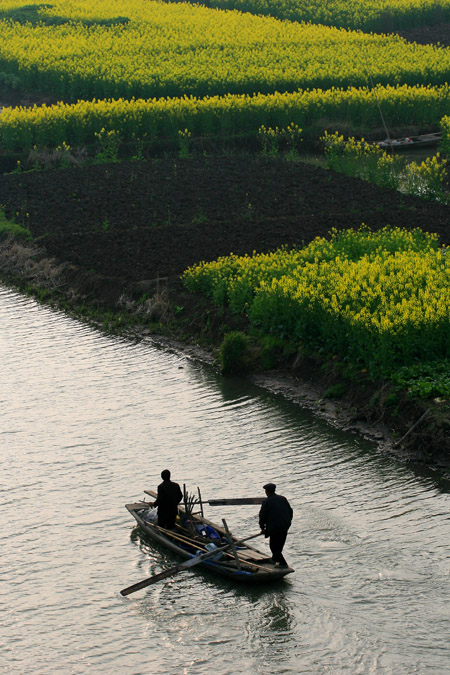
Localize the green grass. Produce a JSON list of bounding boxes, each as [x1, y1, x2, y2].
[[0, 210, 32, 240]]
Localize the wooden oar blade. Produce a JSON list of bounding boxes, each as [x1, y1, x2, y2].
[[207, 497, 265, 506], [120, 544, 229, 596], [120, 561, 188, 595]]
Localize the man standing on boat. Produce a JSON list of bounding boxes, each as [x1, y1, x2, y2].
[[150, 469, 183, 529], [259, 483, 293, 568]]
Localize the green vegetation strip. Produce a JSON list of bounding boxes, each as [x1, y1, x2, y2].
[[2, 84, 450, 152], [439, 116, 450, 156], [183, 228, 450, 396], [0, 209, 31, 239], [321, 131, 449, 203]]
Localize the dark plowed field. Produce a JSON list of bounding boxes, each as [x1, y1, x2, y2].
[[398, 22, 450, 47], [1, 157, 449, 290]]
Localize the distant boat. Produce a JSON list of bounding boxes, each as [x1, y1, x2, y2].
[[376, 132, 442, 151]]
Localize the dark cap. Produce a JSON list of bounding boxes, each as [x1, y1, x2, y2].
[[263, 482, 276, 492]]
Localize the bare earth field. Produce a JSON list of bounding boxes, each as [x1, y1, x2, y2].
[[1, 156, 449, 298], [398, 21, 450, 46]]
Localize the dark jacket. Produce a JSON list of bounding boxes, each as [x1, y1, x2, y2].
[[259, 493, 293, 535], [154, 479, 183, 517]]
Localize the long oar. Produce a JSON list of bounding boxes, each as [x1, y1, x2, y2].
[[206, 497, 265, 506], [120, 532, 262, 596], [143, 491, 264, 507]]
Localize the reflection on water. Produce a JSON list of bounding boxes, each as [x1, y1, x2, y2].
[[257, 593, 295, 636], [1, 284, 450, 675]]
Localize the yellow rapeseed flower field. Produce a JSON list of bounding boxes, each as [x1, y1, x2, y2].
[[183, 228, 450, 373], [2, 84, 450, 151], [1, 0, 450, 101], [194, 0, 450, 32], [2, 1, 450, 150]]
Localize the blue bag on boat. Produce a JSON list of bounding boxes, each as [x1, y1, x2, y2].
[[195, 524, 221, 541], [204, 525, 221, 541]]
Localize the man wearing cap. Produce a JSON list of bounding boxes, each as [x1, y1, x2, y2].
[[150, 469, 183, 529], [259, 482, 293, 567]]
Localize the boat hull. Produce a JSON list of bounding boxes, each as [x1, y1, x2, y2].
[[376, 132, 441, 151]]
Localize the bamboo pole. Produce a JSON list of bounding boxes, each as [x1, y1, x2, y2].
[[393, 409, 431, 448], [197, 486, 204, 518]]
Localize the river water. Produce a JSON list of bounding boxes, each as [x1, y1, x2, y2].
[[1, 284, 450, 675]]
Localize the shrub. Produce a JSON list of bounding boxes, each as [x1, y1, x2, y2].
[[0, 210, 32, 240], [392, 361, 450, 399], [219, 331, 252, 375], [323, 383, 346, 399]]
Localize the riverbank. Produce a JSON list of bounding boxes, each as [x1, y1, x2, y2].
[[1, 155, 449, 470]]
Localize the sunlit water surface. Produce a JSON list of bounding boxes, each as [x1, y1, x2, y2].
[[1, 285, 449, 674]]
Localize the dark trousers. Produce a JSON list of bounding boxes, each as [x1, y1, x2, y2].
[[269, 529, 288, 565], [157, 510, 177, 529]]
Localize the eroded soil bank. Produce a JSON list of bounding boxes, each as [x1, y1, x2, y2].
[[1, 156, 449, 469]]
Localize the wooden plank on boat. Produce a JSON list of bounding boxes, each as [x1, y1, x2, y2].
[[120, 530, 264, 594]]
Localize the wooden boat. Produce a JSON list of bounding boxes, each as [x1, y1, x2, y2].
[[125, 489, 294, 584], [376, 132, 442, 151]]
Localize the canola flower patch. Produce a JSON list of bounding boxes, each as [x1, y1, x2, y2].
[[3, 84, 450, 152], [439, 115, 450, 156], [321, 131, 449, 202], [180, 0, 450, 33], [183, 228, 450, 375], [1, 0, 450, 103]]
